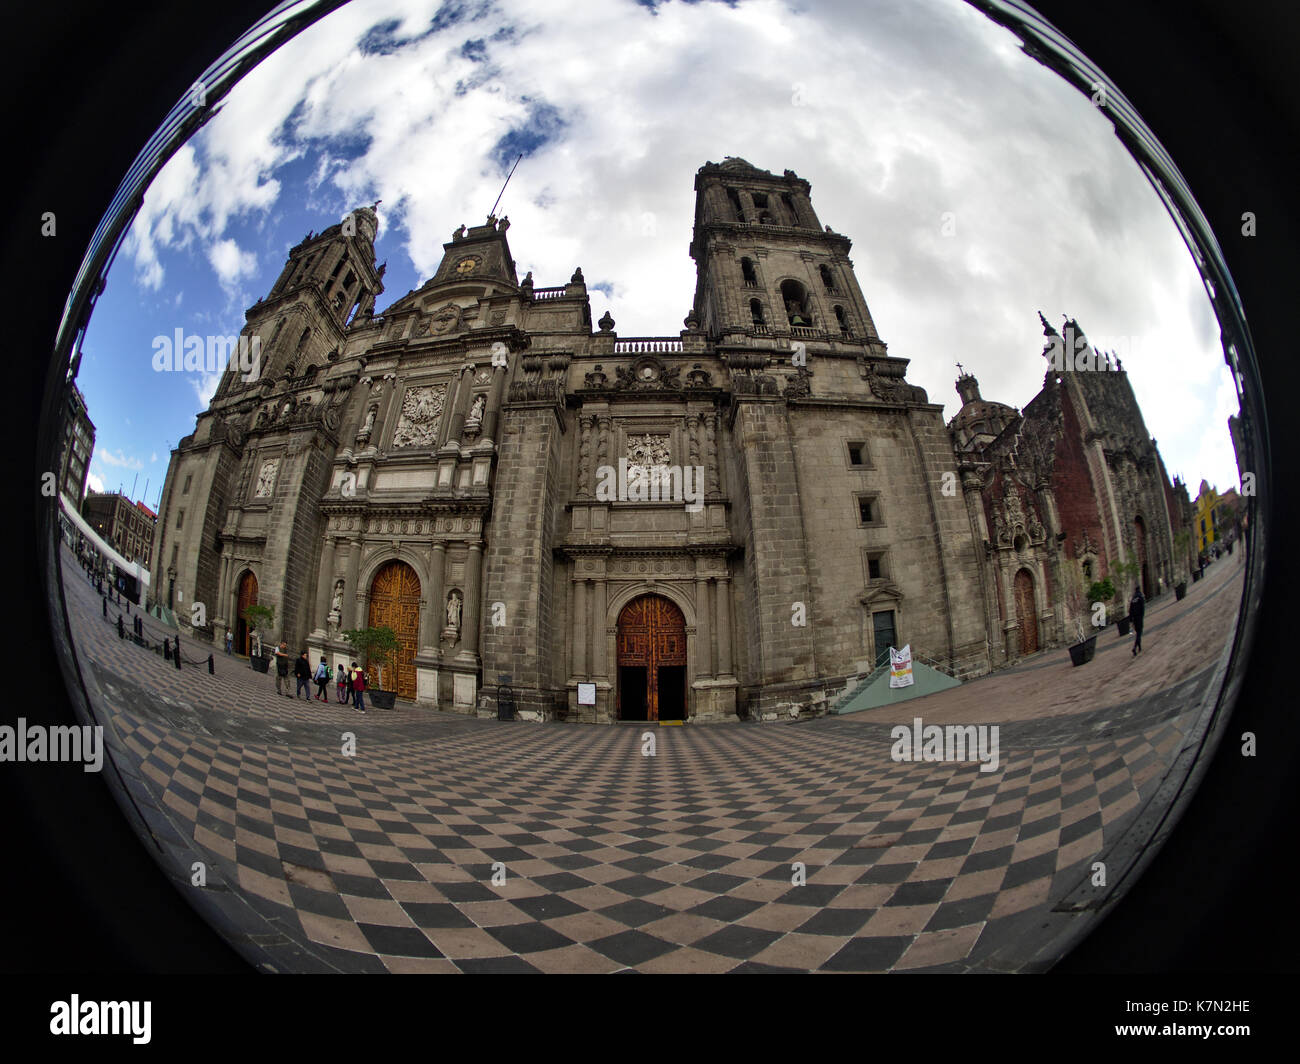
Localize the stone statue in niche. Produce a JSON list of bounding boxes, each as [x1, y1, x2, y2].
[[357, 405, 377, 443], [328, 580, 344, 628], [465, 393, 486, 429], [255, 458, 279, 498], [445, 590, 463, 631]]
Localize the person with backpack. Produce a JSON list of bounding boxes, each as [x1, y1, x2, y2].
[[274, 641, 290, 696], [350, 661, 367, 714], [335, 663, 347, 703], [294, 651, 312, 699], [314, 656, 331, 701]]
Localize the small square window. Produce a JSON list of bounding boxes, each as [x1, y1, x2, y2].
[[857, 495, 882, 526], [847, 441, 869, 467], [868, 554, 883, 580]]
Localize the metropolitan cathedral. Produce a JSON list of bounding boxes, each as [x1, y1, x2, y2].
[[148, 158, 1182, 721]]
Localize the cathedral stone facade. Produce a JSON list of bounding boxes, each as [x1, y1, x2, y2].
[[147, 158, 1179, 722]]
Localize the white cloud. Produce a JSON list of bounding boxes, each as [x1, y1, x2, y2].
[[86, 470, 105, 493], [208, 238, 259, 286], [110, 0, 1237, 490], [97, 447, 144, 471]]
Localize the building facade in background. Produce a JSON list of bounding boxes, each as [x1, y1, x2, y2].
[[81, 491, 156, 567], [146, 159, 1197, 718], [59, 384, 94, 506]]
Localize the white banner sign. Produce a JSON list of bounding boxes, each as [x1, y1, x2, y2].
[[889, 644, 914, 688]]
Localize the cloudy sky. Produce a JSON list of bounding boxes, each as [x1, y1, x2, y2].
[[77, 0, 1240, 507]]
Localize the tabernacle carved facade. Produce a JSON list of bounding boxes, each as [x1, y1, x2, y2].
[[149, 159, 1171, 722]]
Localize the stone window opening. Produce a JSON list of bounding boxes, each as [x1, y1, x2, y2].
[[182, 474, 192, 494], [741, 257, 758, 287], [781, 192, 797, 225], [834, 305, 851, 336], [867, 551, 888, 581], [856, 493, 883, 527], [820, 264, 839, 293], [176, 509, 185, 529], [780, 279, 811, 327], [750, 299, 766, 326], [847, 441, 869, 467], [726, 188, 744, 222]]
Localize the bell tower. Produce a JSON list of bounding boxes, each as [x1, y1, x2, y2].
[[223, 205, 385, 394], [688, 159, 884, 353]]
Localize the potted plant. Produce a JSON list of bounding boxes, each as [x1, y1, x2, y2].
[[342, 625, 401, 709], [1066, 571, 1098, 667], [244, 604, 275, 673]]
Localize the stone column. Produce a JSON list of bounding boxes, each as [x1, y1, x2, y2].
[[576, 415, 594, 498], [715, 574, 733, 676], [373, 372, 398, 440], [346, 539, 363, 629], [444, 362, 476, 446], [422, 541, 446, 655], [592, 578, 608, 678], [573, 574, 587, 678], [459, 542, 484, 659], [480, 360, 509, 445], [704, 413, 720, 495], [695, 570, 713, 677], [313, 536, 336, 633], [216, 554, 231, 624]]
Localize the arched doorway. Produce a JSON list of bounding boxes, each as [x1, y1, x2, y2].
[[367, 561, 421, 700], [1134, 516, 1151, 597], [235, 570, 258, 656], [617, 594, 687, 721], [1013, 568, 1038, 656]]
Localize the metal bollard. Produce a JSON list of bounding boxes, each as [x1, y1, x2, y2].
[[164, 640, 171, 661], [102, 597, 107, 618], [117, 616, 125, 640], [174, 636, 182, 670], [207, 653, 214, 675]]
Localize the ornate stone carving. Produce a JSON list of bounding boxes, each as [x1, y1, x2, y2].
[[614, 357, 681, 390], [583, 365, 608, 388], [392, 384, 447, 449], [627, 434, 671, 472], [255, 458, 279, 498]]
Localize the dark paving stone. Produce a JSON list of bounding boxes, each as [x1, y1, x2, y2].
[[886, 879, 950, 907], [686, 871, 748, 893], [1059, 812, 1102, 846], [821, 935, 913, 972], [588, 930, 677, 966], [486, 922, 576, 955], [1001, 851, 1058, 890], [434, 881, 498, 903], [613, 855, 669, 873], [925, 894, 996, 931], [359, 923, 443, 958], [858, 862, 916, 884], [533, 871, 595, 893], [688, 895, 764, 923], [690, 925, 781, 960], [400, 901, 475, 929], [960, 845, 1014, 874], [926, 836, 975, 859], [370, 859, 423, 881], [796, 908, 875, 936], [599, 899, 676, 928], [331, 872, 392, 899], [776, 883, 846, 907], [606, 874, 674, 898], [509, 893, 586, 921]]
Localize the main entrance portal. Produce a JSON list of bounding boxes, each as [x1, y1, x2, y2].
[[367, 561, 420, 701], [617, 594, 687, 721]]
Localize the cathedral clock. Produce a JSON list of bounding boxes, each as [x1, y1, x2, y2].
[[455, 255, 481, 275]]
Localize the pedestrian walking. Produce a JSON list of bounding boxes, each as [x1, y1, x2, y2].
[[314, 656, 330, 701], [335, 663, 347, 703], [294, 651, 312, 699], [351, 661, 367, 714], [1129, 587, 1145, 656], [225, 628, 233, 655], [274, 640, 290, 696]]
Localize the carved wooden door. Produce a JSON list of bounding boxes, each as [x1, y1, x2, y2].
[[1014, 569, 1037, 655], [236, 570, 258, 656], [367, 561, 421, 700], [617, 595, 686, 721]]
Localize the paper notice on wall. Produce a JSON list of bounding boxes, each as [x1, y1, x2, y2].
[[889, 644, 914, 688]]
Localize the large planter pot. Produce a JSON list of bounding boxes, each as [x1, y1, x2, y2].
[[250, 653, 270, 674], [1175, 582, 1187, 601], [1191, 570, 1202, 582], [369, 690, 397, 710], [1068, 634, 1098, 667], [1117, 617, 1131, 636]]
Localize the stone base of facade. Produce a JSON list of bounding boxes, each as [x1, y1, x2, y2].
[[690, 678, 738, 721]]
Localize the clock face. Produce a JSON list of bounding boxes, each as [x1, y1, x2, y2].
[[455, 256, 480, 275]]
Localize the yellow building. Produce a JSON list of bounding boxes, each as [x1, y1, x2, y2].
[[1193, 480, 1220, 554]]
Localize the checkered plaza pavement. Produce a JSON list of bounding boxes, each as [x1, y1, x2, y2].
[[54, 545, 1245, 972]]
